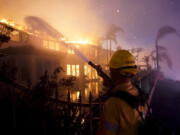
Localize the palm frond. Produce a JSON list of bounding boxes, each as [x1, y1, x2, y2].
[[105, 24, 124, 44], [156, 26, 179, 44]]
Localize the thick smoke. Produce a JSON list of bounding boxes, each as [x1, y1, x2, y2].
[[160, 35, 180, 80], [1, 0, 180, 80], [0, 0, 107, 42]]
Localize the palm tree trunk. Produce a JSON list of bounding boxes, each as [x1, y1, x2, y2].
[[155, 40, 160, 71]]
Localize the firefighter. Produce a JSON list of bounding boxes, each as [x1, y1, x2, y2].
[[97, 50, 146, 135]]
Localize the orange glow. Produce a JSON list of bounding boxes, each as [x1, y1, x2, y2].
[[95, 82, 99, 95], [55, 43, 60, 50], [84, 88, 88, 97], [0, 18, 12, 25], [67, 64, 71, 75], [88, 83, 91, 91], [68, 49, 75, 54], [71, 93, 76, 101], [76, 91, 80, 99], [66, 64, 80, 76], [76, 65, 80, 76], [0, 18, 25, 31], [64, 38, 92, 45], [15, 25, 24, 31], [43, 40, 60, 51], [60, 37, 67, 41], [72, 65, 76, 76], [70, 91, 80, 101], [84, 65, 87, 75]]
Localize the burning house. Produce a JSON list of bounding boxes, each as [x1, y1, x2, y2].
[[1, 18, 180, 135], [0, 18, 111, 102]]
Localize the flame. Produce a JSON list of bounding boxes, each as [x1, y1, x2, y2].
[[0, 18, 25, 31], [64, 38, 92, 45], [0, 18, 9, 24], [0, 18, 94, 46], [60, 37, 67, 41], [15, 24, 25, 31], [0, 18, 15, 27]]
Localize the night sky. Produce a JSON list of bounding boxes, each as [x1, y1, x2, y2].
[[90, 0, 180, 47], [92, 0, 180, 79], [0, 0, 180, 79]]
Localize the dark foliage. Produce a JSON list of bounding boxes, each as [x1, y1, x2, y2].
[[0, 63, 99, 135]]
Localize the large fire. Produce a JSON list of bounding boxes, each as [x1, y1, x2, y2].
[[0, 18, 14, 26], [64, 38, 92, 45], [0, 18, 25, 31], [0, 18, 93, 46]]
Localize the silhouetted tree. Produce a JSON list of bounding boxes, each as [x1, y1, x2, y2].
[[155, 26, 179, 71], [150, 46, 173, 70]]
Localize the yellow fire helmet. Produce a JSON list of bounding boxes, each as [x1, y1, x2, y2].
[[109, 50, 138, 75]]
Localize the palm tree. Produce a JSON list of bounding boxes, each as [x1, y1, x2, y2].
[[155, 26, 179, 71], [150, 46, 173, 70]]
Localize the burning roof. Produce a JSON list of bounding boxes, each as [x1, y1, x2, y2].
[[1, 17, 94, 46]]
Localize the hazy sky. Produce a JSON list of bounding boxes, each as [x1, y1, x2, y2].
[[1, 0, 179, 46], [93, 0, 180, 47], [0, 0, 180, 79]]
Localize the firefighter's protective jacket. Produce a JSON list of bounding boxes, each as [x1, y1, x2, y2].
[[97, 82, 144, 135]]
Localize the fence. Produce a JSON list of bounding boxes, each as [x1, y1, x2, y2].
[[0, 71, 104, 135]]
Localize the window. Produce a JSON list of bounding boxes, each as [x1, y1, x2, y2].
[[43, 40, 49, 48], [84, 65, 98, 80], [68, 49, 75, 54], [72, 65, 76, 76], [43, 40, 60, 51], [66, 64, 80, 76], [84, 65, 87, 75], [76, 91, 80, 99], [67, 64, 71, 75], [76, 65, 80, 76], [49, 41, 55, 50], [55, 42, 60, 51]]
